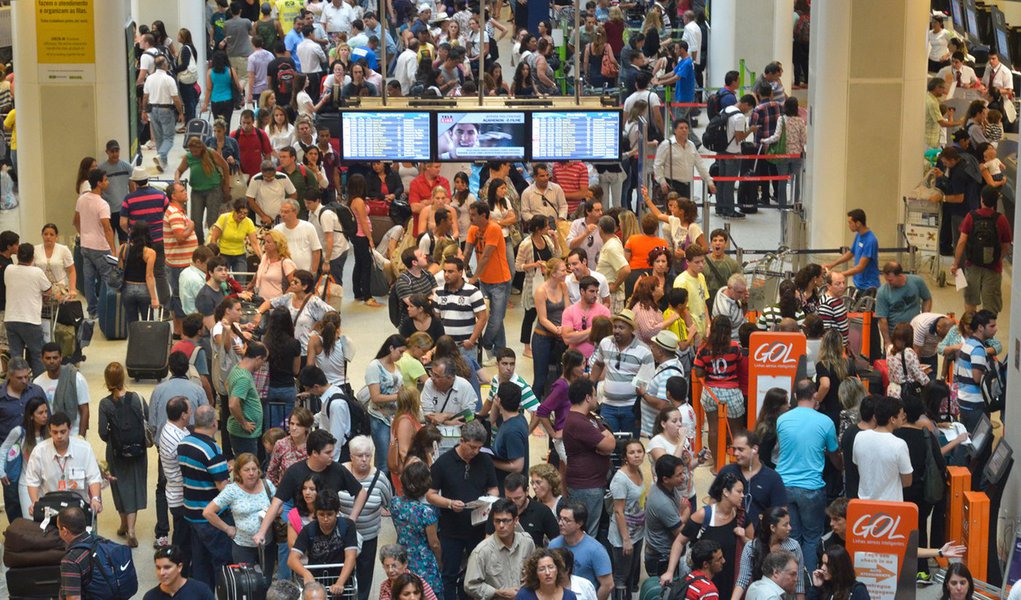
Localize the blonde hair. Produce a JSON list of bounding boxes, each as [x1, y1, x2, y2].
[[544, 257, 565, 280], [263, 229, 292, 259], [608, 6, 624, 22], [186, 136, 216, 176], [529, 463, 563, 496], [643, 6, 664, 34], [407, 332, 434, 350], [395, 387, 422, 422], [268, 105, 290, 135], [231, 452, 262, 483], [618, 210, 640, 241]]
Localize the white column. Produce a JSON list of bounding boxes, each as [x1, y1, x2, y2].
[[1001, 166, 1021, 530], [804, 0, 928, 249], [12, 0, 131, 239], [178, 0, 207, 104], [707, 0, 793, 91]]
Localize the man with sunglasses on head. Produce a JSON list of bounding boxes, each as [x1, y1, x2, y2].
[[565, 249, 610, 308], [567, 199, 604, 267]]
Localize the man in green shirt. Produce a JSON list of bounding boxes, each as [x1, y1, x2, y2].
[[226, 342, 268, 458], [704, 229, 743, 305]]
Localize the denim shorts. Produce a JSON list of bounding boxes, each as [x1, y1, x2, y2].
[[701, 386, 746, 418]]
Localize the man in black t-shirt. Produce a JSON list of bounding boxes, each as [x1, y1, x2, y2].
[[491, 472, 559, 548], [289, 489, 358, 596], [253, 430, 367, 546], [266, 41, 297, 108], [717, 430, 787, 528], [426, 420, 498, 600]]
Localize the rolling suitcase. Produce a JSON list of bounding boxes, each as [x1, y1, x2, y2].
[[182, 114, 211, 148], [33, 490, 92, 523], [6, 564, 62, 598], [97, 281, 127, 340], [126, 307, 172, 380], [216, 563, 267, 600]]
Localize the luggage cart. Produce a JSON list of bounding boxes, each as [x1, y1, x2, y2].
[[298, 563, 358, 600], [902, 192, 946, 286], [745, 249, 793, 313]]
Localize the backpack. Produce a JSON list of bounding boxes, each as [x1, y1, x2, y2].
[[706, 88, 735, 120], [964, 210, 1002, 267], [107, 392, 147, 459], [794, 14, 811, 44], [152, 44, 177, 73], [325, 390, 372, 442], [981, 355, 1007, 414], [70, 536, 139, 600], [702, 105, 738, 153], [171, 339, 205, 390], [276, 62, 297, 98], [663, 573, 712, 600], [327, 203, 358, 240], [922, 428, 946, 504]]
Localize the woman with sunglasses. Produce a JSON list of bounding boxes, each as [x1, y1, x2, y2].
[[144, 545, 214, 599]]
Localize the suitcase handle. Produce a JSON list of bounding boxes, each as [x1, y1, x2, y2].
[[146, 306, 166, 322]]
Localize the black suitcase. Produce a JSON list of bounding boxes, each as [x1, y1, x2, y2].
[[216, 563, 267, 600], [33, 490, 91, 523], [126, 308, 172, 380], [6, 564, 61, 598], [182, 115, 211, 147]]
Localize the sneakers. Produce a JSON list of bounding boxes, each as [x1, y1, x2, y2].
[[721, 211, 746, 219], [153, 536, 170, 549], [916, 572, 933, 585], [153, 157, 165, 173]]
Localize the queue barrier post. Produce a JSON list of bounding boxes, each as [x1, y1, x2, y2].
[[946, 466, 972, 558], [699, 383, 731, 472], [692, 374, 705, 454], [963, 491, 989, 578]]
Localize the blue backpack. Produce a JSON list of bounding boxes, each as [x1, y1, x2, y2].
[[70, 536, 138, 600]]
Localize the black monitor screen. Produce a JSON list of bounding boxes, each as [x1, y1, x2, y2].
[[984, 439, 1013, 486], [951, 0, 964, 30], [966, 5, 979, 38], [997, 29, 1012, 67], [341, 112, 432, 161], [435, 112, 528, 161], [970, 414, 993, 457], [531, 111, 622, 161]]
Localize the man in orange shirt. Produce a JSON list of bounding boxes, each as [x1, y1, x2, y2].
[[407, 162, 451, 232], [465, 201, 511, 365]]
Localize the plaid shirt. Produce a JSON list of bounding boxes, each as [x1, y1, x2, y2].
[[60, 532, 93, 598], [749, 100, 785, 142]]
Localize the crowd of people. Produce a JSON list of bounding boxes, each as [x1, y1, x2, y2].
[[0, 2, 1013, 600]]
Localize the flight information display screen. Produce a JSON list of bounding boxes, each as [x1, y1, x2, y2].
[[341, 112, 432, 161], [531, 111, 621, 161], [435, 111, 528, 160]]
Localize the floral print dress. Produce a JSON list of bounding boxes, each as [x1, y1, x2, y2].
[[390, 496, 442, 596]]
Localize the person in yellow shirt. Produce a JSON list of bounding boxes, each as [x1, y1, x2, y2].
[[275, 0, 304, 34], [663, 286, 700, 374], [4, 106, 15, 175], [672, 244, 710, 339]]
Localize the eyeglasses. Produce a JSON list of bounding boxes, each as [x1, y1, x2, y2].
[[493, 517, 514, 525], [581, 316, 588, 329], [587, 234, 594, 247], [558, 516, 574, 523], [615, 352, 623, 370], [464, 463, 471, 480]]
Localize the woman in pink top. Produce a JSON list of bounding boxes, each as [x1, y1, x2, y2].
[[253, 229, 296, 301], [348, 174, 383, 307], [628, 274, 674, 344]]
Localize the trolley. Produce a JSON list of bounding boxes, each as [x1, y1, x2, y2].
[[297, 563, 358, 600], [903, 180, 946, 286], [744, 249, 793, 313]]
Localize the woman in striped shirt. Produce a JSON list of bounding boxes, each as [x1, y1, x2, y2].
[[694, 315, 744, 464]]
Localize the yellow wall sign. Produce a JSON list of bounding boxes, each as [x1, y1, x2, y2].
[[36, 0, 95, 64]]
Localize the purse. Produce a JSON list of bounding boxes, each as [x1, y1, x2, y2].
[[105, 245, 126, 290], [600, 45, 619, 79], [369, 262, 389, 298], [766, 116, 788, 164], [4, 429, 24, 483], [229, 168, 248, 203], [316, 274, 343, 312], [264, 481, 288, 543]]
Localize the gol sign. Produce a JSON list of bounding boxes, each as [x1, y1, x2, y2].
[[746, 332, 806, 427], [846, 500, 919, 600]]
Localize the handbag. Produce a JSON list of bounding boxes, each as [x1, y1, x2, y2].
[[56, 300, 84, 326], [766, 116, 788, 164], [264, 481, 288, 543], [134, 392, 155, 449], [105, 245, 126, 290], [229, 168, 248, 203], [316, 274, 343, 312], [600, 45, 619, 79], [178, 46, 199, 84], [369, 262, 389, 297], [4, 429, 24, 483]]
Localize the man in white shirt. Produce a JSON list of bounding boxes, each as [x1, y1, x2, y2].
[[296, 24, 328, 102], [852, 396, 912, 502], [654, 120, 716, 200], [394, 39, 420, 95], [159, 397, 192, 554], [320, 0, 355, 35], [623, 72, 665, 141], [247, 160, 298, 225], [718, 94, 757, 218], [983, 50, 1014, 104], [566, 200, 604, 268], [681, 11, 702, 66], [420, 358, 478, 442], [305, 192, 349, 281], [711, 273, 748, 338], [273, 199, 322, 272], [4, 245, 52, 376], [34, 343, 90, 436], [24, 411, 104, 517], [141, 56, 184, 172], [939, 52, 981, 89], [299, 367, 352, 461], [746, 551, 800, 600], [520, 163, 569, 223], [565, 248, 610, 306]]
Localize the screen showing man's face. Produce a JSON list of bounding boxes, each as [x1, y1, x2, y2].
[[452, 123, 479, 148]]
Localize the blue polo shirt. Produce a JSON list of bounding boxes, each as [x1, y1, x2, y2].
[[673, 56, 695, 103], [549, 534, 611, 589], [284, 29, 303, 71], [851, 230, 880, 289], [775, 406, 838, 490], [178, 431, 229, 523]]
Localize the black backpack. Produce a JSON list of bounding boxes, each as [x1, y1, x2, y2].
[[325, 391, 372, 442], [706, 88, 735, 120], [981, 355, 1007, 414], [964, 210, 1002, 267], [276, 63, 297, 98], [331, 203, 358, 240], [664, 573, 712, 600], [702, 106, 738, 153], [106, 392, 147, 460]]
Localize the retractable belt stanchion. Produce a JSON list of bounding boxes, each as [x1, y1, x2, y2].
[[692, 374, 705, 455], [945, 466, 971, 568], [963, 491, 990, 580]]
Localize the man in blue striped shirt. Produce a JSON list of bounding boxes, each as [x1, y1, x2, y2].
[[178, 404, 231, 589], [954, 309, 997, 432]]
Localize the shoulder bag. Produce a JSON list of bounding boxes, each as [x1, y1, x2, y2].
[[264, 480, 289, 543], [767, 116, 788, 164]]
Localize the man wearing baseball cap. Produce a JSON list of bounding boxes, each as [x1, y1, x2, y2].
[[590, 308, 653, 434], [98, 140, 133, 244], [640, 330, 685, 437]]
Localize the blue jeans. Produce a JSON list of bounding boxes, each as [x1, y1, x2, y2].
[[786, 486, 827, 572], [717, 153, 741, 213], [3, 479, 21, 523], [167, 265, 186, 318], [958, 402, 984, 434], [266, 385, 296, 432], [150, 106, 177, 167], [121, 282, 152, 326], [189, 520, 233, 590], [223, 254, 249, 283], [531, 332, 558, 400], [774, 157, 803, 208], [6, 322, 45, 376], [232, 541, 274, 587], [479, 280, 511, 355], [169, 505, 192, 576], [230, 434, 260, 460], [81, 247, 114, 318], [179, 81, 199, 122], [567, 486, 606, 538], [600, 402, 636, 435], [370, 417, 390, 471], [439, 531, 485, 600], [330, 250, 350, 289]]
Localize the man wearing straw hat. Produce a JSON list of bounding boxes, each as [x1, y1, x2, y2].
[[590, 308, 653, 435], [640, 330, 685, 437]]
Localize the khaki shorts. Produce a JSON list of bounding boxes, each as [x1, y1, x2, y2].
[[963, 266, 1003, 314]]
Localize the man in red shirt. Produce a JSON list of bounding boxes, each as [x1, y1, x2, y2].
[[407, 162, 451, 232], [951, 186, 1012, 314], [465, 201, 510, 363], [663, 539, 725, 599], [231, 109, 273, 177], [552, 161, 594, 215]]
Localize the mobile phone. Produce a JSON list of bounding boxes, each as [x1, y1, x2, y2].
[[697, 448, 711, 462]]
